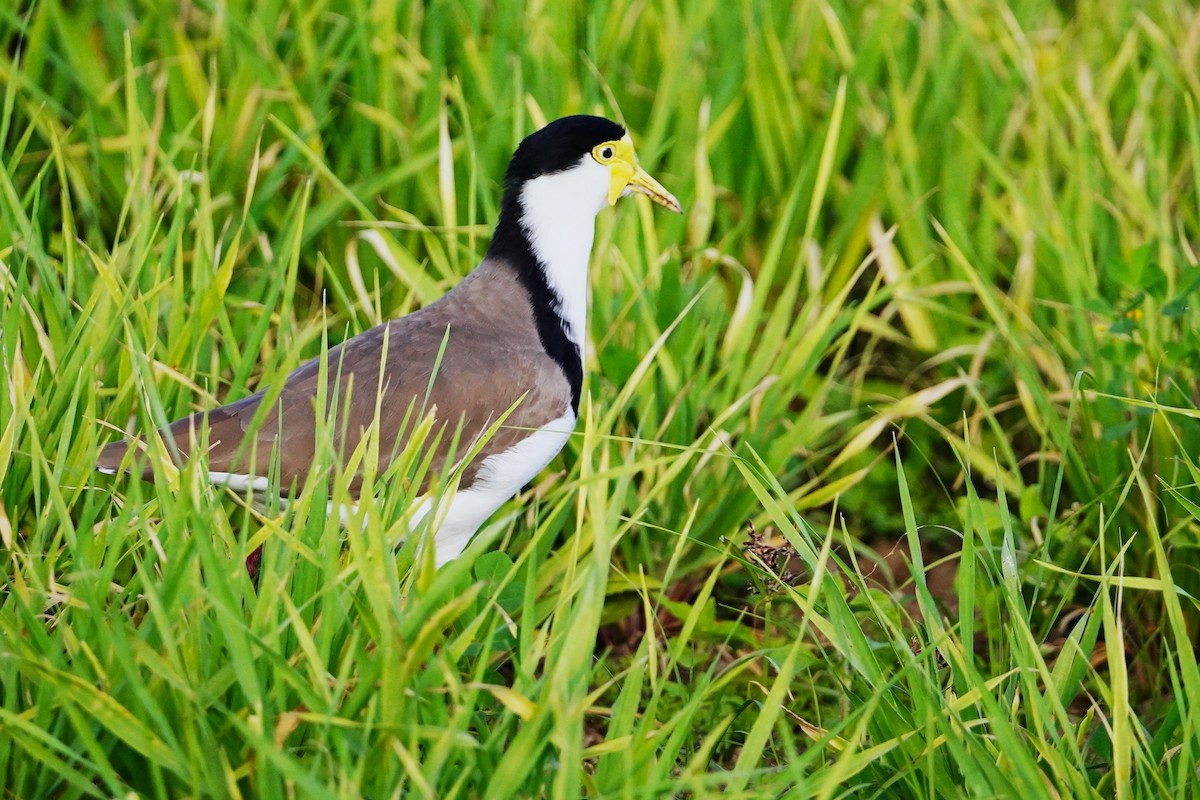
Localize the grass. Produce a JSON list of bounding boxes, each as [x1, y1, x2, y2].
[[2, 0, 1200, 796]]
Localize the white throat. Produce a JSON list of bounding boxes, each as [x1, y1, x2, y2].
[[518, 159, 609, 347]]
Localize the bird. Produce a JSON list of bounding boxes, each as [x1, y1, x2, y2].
[[97, 115, 681, 566]]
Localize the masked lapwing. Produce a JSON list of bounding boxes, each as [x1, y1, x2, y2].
[[97, 115, 681, 566]]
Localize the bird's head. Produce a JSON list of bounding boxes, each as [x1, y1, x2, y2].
[[504, 115, 682, 219]]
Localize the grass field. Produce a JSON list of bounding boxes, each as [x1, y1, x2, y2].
[[3, 0, 1200, 796]]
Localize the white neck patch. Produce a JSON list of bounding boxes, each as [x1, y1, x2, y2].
[[518, 156, 609, 347]]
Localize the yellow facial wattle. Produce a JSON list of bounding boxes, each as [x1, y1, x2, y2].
[[599, 136, 682, 212]]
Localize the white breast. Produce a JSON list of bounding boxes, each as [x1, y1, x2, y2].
[[416, 411, 577, 565]]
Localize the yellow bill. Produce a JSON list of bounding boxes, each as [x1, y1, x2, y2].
[[607, 136, 682, 212]]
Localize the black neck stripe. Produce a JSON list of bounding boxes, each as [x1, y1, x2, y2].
[[486, 193, 583, 415]]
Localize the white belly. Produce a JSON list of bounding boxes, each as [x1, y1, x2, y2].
[[216, 412, 577, 566], [413, 411, 577, 565]]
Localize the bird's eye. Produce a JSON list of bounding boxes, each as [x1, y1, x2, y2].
[[593, 143, 617, 163]]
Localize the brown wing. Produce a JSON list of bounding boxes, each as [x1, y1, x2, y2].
[[97, 300, 571, 495]]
